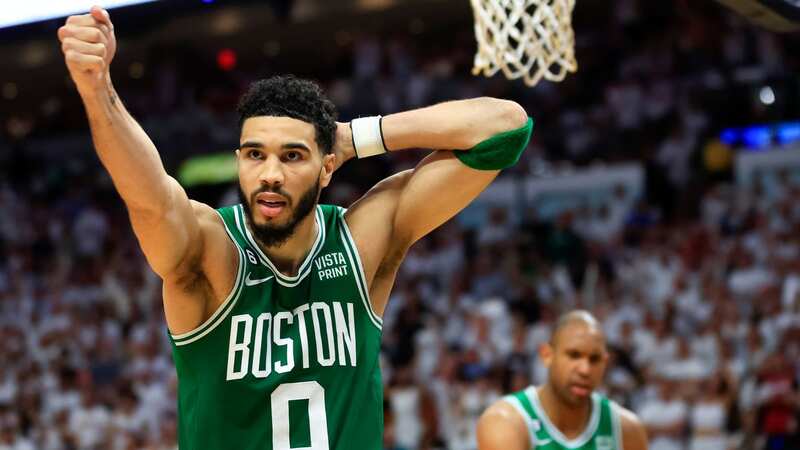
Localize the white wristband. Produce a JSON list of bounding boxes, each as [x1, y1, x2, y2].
[[350, 116, 387, 158]]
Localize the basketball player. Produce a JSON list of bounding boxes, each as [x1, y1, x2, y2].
[[58, 6, 532, 450], [477, 311, 648, 450]]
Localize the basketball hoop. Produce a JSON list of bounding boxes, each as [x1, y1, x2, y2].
[[470, 0, 578, 87]]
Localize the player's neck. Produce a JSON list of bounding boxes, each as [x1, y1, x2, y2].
[[259, 211, 318, 277], [537, 384, 592, 440]]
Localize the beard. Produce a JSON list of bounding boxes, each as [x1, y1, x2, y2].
[[239, 178, 320, 248]]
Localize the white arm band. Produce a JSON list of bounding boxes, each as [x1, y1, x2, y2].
[[350, 116, 387, 158]]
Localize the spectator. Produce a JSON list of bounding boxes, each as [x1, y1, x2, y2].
[[638, 379, 689, 450]]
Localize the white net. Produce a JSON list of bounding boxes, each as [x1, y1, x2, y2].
[[470, 0, 578, 86]]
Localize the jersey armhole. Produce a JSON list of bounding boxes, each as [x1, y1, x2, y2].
[[502, 396, 537, 449], [611, 402, 625, 450], [170, 211, 246, 346], [338, 206, 383, 331]]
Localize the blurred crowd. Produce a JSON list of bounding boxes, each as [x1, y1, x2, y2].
[[379, 167, 800, 450], [1, 0, 800, 449], [3, 162, 800, 450]]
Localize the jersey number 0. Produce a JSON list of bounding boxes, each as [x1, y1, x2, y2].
[[271, 381, 330, 450]]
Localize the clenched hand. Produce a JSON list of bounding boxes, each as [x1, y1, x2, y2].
[[58, 6, 117, 96]]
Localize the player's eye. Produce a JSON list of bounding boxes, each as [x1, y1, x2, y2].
[[247, 150, 263, 160], [284, 151, 301, 161]]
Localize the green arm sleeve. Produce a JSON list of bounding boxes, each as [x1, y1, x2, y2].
[[454, 117, 534, 171]]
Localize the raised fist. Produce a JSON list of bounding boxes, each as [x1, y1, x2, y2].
[[58, 6, 117, 94]]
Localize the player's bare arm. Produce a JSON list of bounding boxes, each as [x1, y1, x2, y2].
[[618, 406, 649, 450], [339, 98, 529, 314], [476, 400, 530, 450], [58, 7, 233, 334]]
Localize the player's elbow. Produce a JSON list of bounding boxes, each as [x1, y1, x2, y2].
[[464, 97, 528, 147], [502, 99, 529, 129], [484, 97, 528, 130]]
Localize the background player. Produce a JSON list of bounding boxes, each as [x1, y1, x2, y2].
[[57, 5, 530, 449], [477, 310, 649, 450]]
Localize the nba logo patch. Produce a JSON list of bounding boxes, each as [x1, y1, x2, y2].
[[595, 436, 614, 450]]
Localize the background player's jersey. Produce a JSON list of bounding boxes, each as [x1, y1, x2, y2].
[[504, 387, 622, 450], [168, 204, 383, 450]]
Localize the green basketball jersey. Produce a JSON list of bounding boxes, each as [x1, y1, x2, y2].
[[168, 204, 384, 450], [504, 387, 623, 450]]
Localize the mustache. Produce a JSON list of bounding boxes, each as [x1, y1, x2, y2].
[[250, 185, 292, 205]]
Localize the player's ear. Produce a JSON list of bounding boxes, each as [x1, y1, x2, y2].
[[602, 349, 610, 367], [539, 342, 554, 368], [320, 152, 335, 188]]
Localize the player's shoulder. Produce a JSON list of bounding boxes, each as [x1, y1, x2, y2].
[[190, 200, 228, 228], [342, 170, 415, 260], [190, 199, 220, 217], [477, 398, 530, 450], [612, 403, 648, 450], [344, 170, 414, 233], [613, 403, 644, 430], [187, 201, 233, 250], [485, 397, 526, 420]]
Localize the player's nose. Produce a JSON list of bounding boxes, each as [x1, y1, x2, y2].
[[575, 359, 591, 376], [257, 154, 285, 187]]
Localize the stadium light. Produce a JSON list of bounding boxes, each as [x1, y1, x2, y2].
[[0, 1, 158, 29], [759, 86, 776, 105]]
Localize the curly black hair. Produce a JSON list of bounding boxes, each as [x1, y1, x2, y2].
[[237, 75, 338, 154]]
